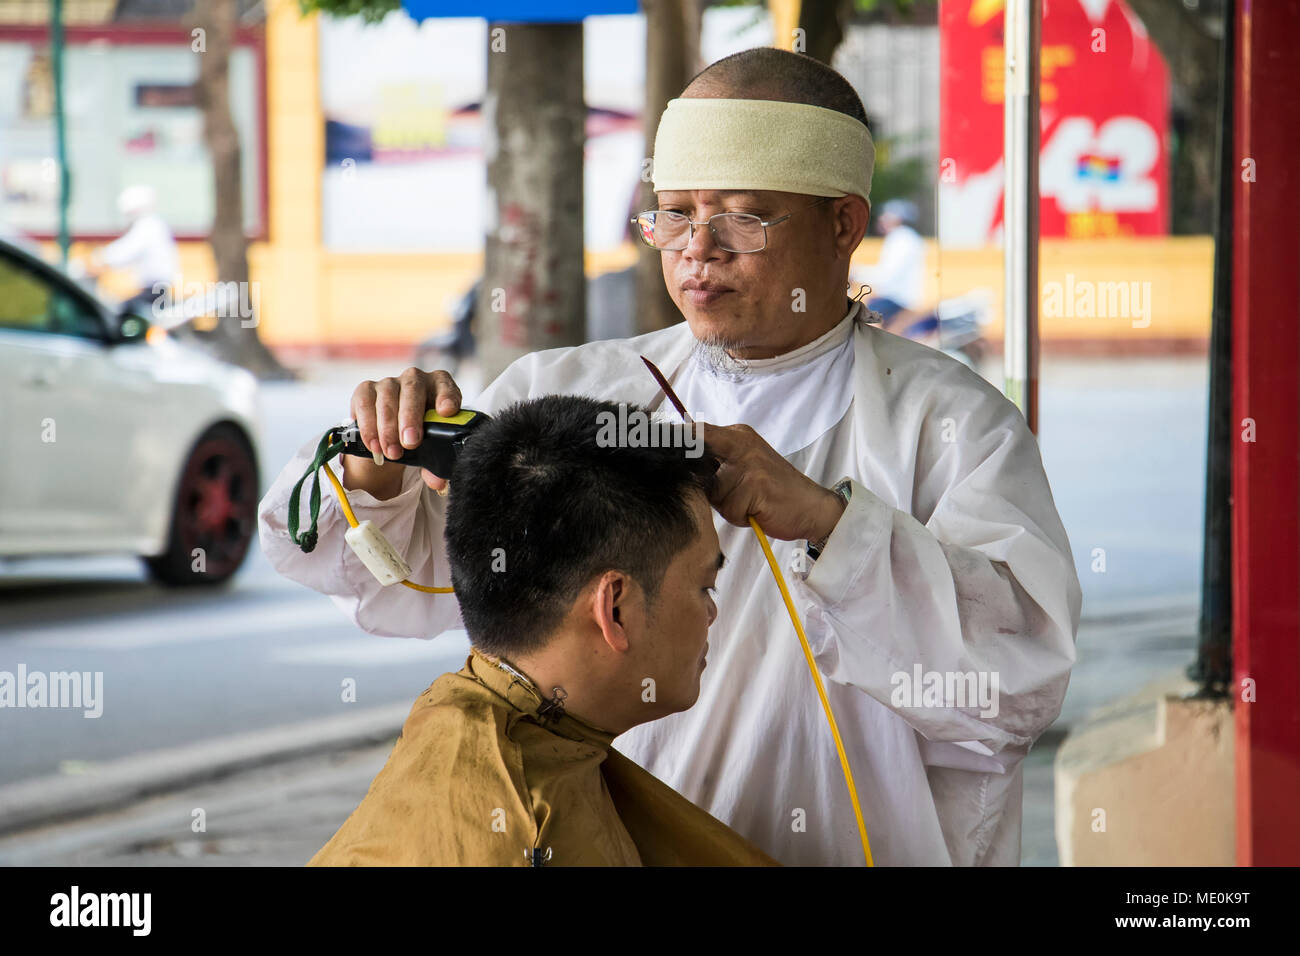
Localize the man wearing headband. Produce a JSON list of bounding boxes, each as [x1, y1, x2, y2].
[[260, 48, 1080, 867]]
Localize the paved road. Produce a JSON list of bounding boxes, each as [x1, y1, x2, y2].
[[0, 362, 475, 787], [1035, 355, 1207, 609], [1, 354, 1208, 789]]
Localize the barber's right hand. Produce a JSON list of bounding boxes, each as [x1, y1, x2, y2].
[[346, 368, 462, 492]]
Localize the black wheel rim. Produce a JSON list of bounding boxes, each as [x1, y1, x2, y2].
[[175, 436, 256, 578]]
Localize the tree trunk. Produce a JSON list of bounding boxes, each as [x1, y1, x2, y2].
[[1124, 0, 1222, 234], [798, 0, 853, 64], [191, 0, 290, 379], [636, 0, 700, 334], [477, 23, 586, 383], [683, 0, 704, 77]]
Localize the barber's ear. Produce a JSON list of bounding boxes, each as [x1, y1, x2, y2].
[[591, 571, 632, 654], [837, 195, 871, 253]]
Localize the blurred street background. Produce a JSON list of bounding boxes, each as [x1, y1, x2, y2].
[[0, 0, 1231, 866]]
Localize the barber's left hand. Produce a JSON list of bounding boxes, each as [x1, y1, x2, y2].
[[699, 422, 846, 544]]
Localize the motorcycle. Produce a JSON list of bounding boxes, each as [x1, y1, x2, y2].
[[866, 288, 993, 370]]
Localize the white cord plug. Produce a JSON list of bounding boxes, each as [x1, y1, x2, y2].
[[344, 520, 412, 586]]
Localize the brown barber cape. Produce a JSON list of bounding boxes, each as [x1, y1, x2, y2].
[[308, 649, 778, 867]]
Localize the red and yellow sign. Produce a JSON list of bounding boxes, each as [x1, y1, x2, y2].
[[940, 0, 1171, 243]]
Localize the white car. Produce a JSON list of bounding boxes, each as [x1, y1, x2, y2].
[[0, 238, 261, 585]]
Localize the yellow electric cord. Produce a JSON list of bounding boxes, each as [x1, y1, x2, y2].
[[748, 515, 874, 867], [322, 458, 455, 594]]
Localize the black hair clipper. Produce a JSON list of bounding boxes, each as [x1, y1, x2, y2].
[[337, 408, 492, 479]]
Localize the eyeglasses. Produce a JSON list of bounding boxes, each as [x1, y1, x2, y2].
[[630, 196, 834, 253]]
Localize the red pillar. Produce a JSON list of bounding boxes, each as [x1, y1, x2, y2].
[[1232, 0, 1300, 867]]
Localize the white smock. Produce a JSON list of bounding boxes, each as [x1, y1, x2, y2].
[[257, 300, 1081, 866]]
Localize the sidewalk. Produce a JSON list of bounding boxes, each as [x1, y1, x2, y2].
[[0, 598, 1200, 866], [0, 745, 393, 866]]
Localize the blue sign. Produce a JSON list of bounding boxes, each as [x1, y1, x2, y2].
[[402, 0, 639, 22]]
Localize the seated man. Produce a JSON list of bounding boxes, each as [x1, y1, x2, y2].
[[308, 395, 776, 866]]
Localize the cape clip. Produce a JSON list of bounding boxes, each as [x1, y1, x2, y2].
[[527, 846, 553, 867], [536, 686, 568, 724]]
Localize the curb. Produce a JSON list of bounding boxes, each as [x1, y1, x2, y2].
[[1078, 592, 1199, 625], [0, 703, 410, 838]]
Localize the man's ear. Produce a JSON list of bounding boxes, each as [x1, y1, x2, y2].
[[837, 195, 871, 255], [590, 570, 632, 654]]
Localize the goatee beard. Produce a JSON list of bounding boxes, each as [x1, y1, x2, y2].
[[690, 332, 751, 380]]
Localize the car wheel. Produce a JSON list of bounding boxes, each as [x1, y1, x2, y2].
[[144, 423, 259, 587]]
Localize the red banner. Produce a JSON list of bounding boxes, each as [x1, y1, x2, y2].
[[939, 0, 1171, 244]]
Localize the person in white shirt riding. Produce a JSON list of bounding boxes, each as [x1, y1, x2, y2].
[[853, 198, 930, 335], [91, 184, 179, 321]]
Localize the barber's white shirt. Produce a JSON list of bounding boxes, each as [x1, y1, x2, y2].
[[257, 301, 1081, 866]]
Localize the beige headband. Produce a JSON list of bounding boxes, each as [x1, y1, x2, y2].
[[651, 97, 874, 201]]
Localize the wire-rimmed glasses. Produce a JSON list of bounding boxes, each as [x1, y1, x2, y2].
[[631, 196, 834, 253]]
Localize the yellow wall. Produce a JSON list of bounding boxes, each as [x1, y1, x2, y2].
[[80, 237, 1215, 352], [920, 236, 1215, 343], [257, 0, 321, 346], [291, 239, 1213, 348], [69, 2, 1215, 351]]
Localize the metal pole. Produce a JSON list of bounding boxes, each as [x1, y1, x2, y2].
[[51, 0, 70, 266], [1191, 0, 1233, 699], [1002, 0, 1040, 433]]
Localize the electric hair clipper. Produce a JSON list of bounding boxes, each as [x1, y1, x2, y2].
[[337, 408, 492, 479]]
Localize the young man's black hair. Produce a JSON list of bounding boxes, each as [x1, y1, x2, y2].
[[444, 395, 718, 658]]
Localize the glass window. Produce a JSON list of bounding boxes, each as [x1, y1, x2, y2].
[[0, 256, 103, 340], [0, 256, 52, 332]]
